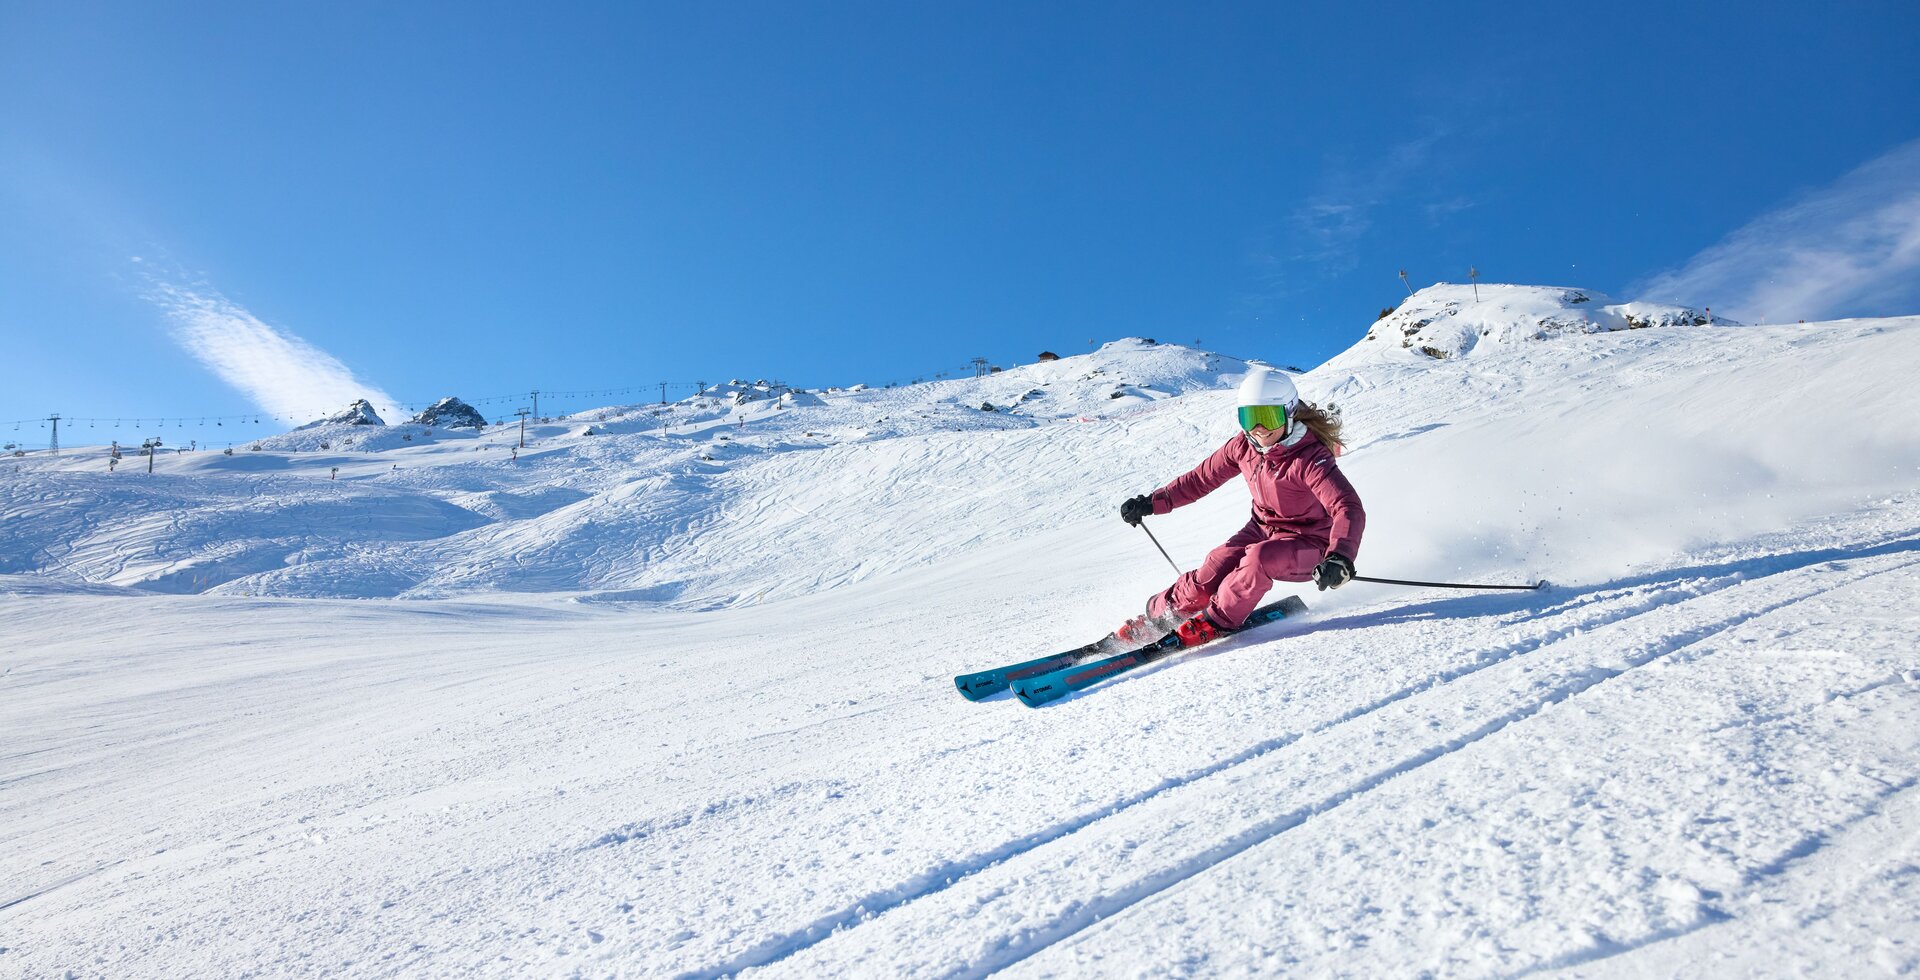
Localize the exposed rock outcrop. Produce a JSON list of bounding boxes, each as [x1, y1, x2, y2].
[[411, 397, 487, 429]]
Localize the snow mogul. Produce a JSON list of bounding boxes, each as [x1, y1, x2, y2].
[[1114, 366, 1365, 647]]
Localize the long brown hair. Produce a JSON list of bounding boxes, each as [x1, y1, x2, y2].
[[1294, 400, 1345, 454]]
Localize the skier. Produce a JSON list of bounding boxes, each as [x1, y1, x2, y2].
[[1115, 367, 1364, 648]]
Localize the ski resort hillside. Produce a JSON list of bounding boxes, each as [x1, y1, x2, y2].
[[4, 302, 1920, 976], [1, 340, 1256, 603]]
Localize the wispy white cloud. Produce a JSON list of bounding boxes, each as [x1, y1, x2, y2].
[[1286, 133, 1445, 268], [1242, 129, 1462, 311], [1288, 201, 1373, 268], [1634, 139, 1920, 323], [1422, 197, 1477, 224], [146, 277, 403, 424]]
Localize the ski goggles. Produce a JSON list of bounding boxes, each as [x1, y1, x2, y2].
[[1237, 404, 1289, 433]]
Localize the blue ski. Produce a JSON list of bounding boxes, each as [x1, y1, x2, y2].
[[1011, 595, 1308, 708], [954, 637, 1120, 701]]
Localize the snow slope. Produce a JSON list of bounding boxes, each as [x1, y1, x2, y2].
[[2, 339, 1251, 605], [3, 306, 1919, 976]]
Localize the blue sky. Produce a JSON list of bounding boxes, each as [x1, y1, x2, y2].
[[3, 1, 1918, 447]]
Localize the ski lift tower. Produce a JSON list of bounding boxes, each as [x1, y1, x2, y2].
[[971, 357, 989, 378]]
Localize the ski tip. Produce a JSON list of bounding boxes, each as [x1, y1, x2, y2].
[[1016, 684, 1067, 708], [954, 674, 1002, 701], [1278, 594, 1309, 615], [1012, 673, 1074, 708]]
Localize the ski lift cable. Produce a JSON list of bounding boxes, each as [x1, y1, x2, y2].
[[2, 380, 787, 430]]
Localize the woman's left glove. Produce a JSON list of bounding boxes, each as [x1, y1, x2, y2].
[[1120, 494, 1153, 526], [1312, 553, 1355, 591]]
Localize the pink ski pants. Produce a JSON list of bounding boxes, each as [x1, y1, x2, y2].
[[1154, 519, 1323, 628]]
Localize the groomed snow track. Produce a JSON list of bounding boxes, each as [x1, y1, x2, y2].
[[5, 317, 1920, 975], [655, 505, 1920, 977]]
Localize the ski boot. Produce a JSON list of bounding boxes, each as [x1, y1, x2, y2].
[[1111, 591, 1184, 647], [1174, 611, 1232, 647]]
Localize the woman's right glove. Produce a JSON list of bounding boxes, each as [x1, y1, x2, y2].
[[1312, 553, 1355, 591], [1120, 494, 1154, 526]]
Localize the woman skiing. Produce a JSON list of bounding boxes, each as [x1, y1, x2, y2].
[[1115, 367, 1364, 647]]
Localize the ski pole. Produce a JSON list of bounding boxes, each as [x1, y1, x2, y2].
[[1137, 521, 1182, 574], [1352, 575, 1545, 591], [1134, 514, 1539, 591]]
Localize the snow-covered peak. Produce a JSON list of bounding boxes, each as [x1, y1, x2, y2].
[[1340, 283, 1717, 363], [299, 398, 385, 428], [949, 339, 1253, 417], [579, 339, 1251, 438]]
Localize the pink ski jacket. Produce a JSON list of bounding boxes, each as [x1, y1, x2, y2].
[[1147, 429, 1365, 560]]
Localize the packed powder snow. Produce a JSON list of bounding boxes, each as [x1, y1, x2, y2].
[[4, 292, 1919, 976]]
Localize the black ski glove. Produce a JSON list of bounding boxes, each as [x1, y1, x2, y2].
[[1312, 553, 1355, 591], [1120, 494, 1154, 526]]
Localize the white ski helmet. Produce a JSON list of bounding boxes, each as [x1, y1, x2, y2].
[[1236, 367, 1298, 410]]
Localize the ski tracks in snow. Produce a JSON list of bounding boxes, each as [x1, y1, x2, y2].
[[678, 526, 1920, 977]]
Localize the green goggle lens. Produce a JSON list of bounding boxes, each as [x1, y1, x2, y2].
[[1237, 405, 1288, 432]]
